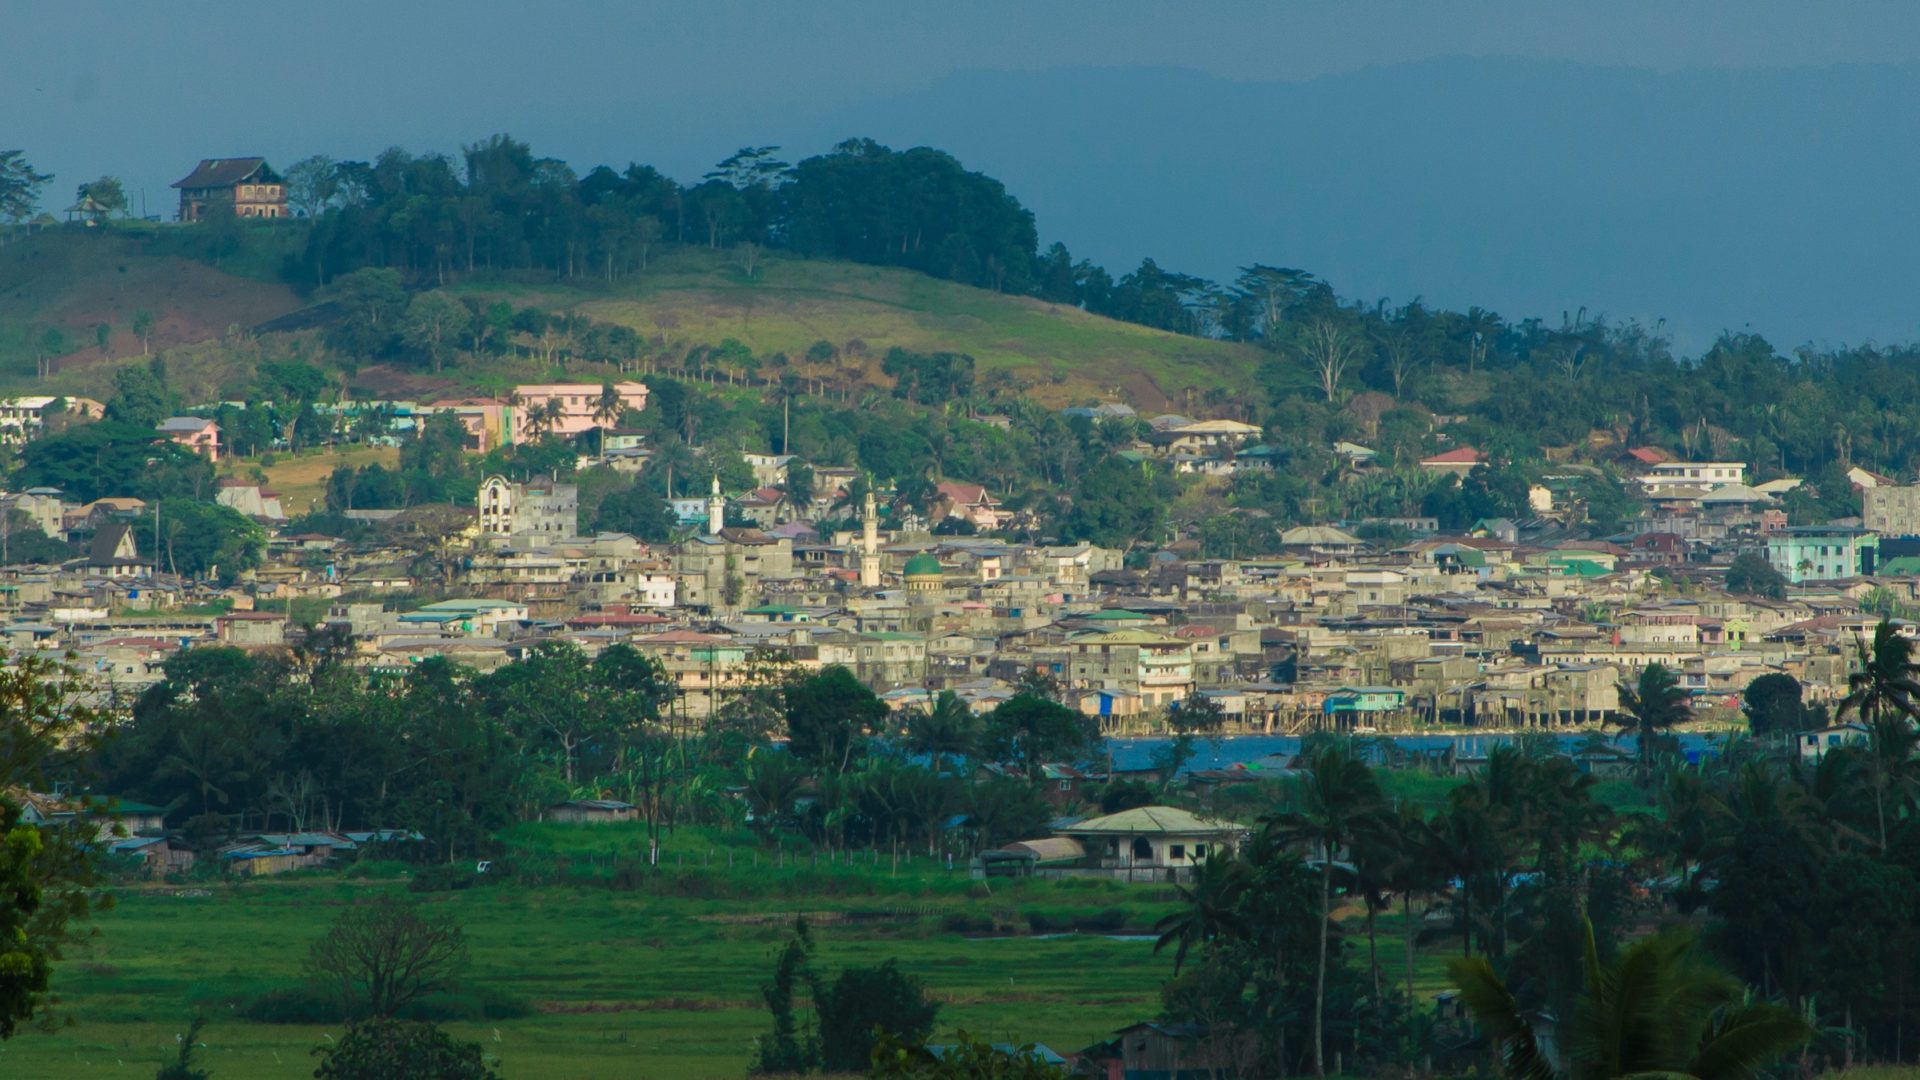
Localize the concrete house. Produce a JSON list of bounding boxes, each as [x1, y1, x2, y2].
[[171, 157, 288, 221]]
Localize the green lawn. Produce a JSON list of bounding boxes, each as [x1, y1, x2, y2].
[[8, 828, 1194, 1079]]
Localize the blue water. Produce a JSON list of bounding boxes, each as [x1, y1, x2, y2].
[[1101, 731, 1733, 775]]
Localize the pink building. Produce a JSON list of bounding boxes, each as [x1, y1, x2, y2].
[[510, 382, 648, 445], [156, 416, 220, 462]]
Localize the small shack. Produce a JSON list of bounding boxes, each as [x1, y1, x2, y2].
[[543, 799, 639, 824], [1059, 806, 1246, 883]]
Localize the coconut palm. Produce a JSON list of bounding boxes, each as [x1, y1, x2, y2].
[[1448, 921, 1810, 1080], [1614, 663, 1693, 780], [1265, 743, 1388, 1077], [1152, 849, 1249, 974], [905, 690, 979, 775], [592, 383, 624, 453], [1838, 619, 1920, 726]]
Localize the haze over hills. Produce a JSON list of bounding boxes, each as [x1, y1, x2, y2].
[[804, 58, 1920, 351]]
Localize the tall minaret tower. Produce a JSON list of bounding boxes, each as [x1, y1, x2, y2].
[[707, 474, 725, 535], [859, 485, 882, 588]]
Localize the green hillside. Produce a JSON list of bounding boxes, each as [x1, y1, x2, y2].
[[0, 229, 1261, 410]]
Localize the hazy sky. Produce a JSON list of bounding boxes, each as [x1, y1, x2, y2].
[[12, 1, 1920, 200], [8, 2, 1920, 345]]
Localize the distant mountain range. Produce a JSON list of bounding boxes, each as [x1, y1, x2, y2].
[[790, 58, 1920, 352]]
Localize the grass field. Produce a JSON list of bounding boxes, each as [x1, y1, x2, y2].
[[1, 825, 1188, 1079], [456, 249, 1264, 409], [223, 445, 400, 518]]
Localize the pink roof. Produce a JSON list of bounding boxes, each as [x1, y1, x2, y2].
[[936, 481, 993, 505], [1421, 447, 1486, 465]]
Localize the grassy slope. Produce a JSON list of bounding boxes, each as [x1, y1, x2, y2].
[[0, 231, 1262, 411], [451, 249, 1265, 410], [225, 445, 400, 518], [0, 225, 304, 389]]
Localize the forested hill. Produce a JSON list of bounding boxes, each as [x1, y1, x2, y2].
[[10, 130, 1920, 510]]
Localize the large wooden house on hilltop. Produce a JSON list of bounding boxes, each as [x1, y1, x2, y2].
[[171, 157, 288, 221]]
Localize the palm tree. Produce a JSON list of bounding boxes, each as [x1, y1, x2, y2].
[[1449, 921, 1809, 1080], [592, 383, 624, 454], [905, 691, 979, 775], [1266, 743, 1387, 1077], [1836, 621, 1920, 850], [1615, 663, 1693, 781], [1152, 850, 1249, 974], [1838, 620, 1920, 726]]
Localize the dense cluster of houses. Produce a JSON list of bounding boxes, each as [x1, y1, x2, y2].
[[3, 393, 1910, 753]]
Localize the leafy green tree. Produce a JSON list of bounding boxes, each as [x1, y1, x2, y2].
[[0, 652, 108, 1038], [591, 476, 674, 542], [15, 420, 212, 503], [324, 268, 409, 359], [817, 961, 941, 1074], [312, 1019, 499, 1080], [148, 500, 266, 582], [784, 666, 885, 777], [1724, 552, 1787, 599], [1740, 673, 1810, 737], [1063, 456, 1169, 549], [981, 693, 1098, 779], [1448, 922, 1809, 1080], [400, 290, 470, 372], [104, 359, 177, 427], [1838, 619, 1920, 726]]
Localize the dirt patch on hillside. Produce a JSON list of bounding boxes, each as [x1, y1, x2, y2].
[[0, 231, 302, 376]]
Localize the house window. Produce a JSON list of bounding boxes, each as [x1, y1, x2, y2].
[[1171, 844, 1186, 859], [1058, 780, 1071, 792]]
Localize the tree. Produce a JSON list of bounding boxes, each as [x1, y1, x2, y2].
[[76, 176, 127, 217], [0, 651, 107, 1038], [153, 1014, 212, 1080], [312, 1019, 499, 1080], [1299, 319, 1362, 402], [1740, 673, 1811, 737], [149, 500, 266, 582], [400, 291, 470, 372], [817, 961, 941, 1073], [105, 358, 177, 427], [283, 155, 341, 219], [1724, 552, 1787, 599], [0, 151, 51, 223], [906, 691, 979, 774], [1063, 456, 1168, 549], [1448, 922, 1809, 1080], [754, 916, 820, 1075], [785, 666, 885, 776], [1266, 744, 1387, 1077], [1614, 663, 1692, 780], [306, 898, 469, 1020], [591, 477, 675, 542], [981, 693, 1098, 779], [1838, 619, 1920, 727], [132, 309, 156, 355], [871, 1029, 1069, 1080]]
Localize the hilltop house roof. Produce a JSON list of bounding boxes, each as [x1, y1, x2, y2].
[[172, 158, 279, 189]]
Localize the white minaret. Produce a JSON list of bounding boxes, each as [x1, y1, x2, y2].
[[707, 474, 725, 535], [860, 486, 882, 588]]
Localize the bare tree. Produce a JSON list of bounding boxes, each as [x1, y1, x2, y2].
[[307, 898, 469, 1020], [1299, 319, 1362, 402], [1377, 328, 1419, 398]]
